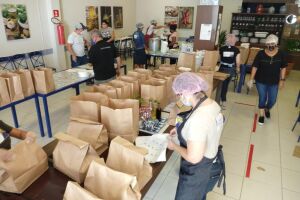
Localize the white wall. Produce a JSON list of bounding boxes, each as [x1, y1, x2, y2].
[[136, 0, 199, 39], [219, 0, 243, 33], [61, 0, 137, 39]]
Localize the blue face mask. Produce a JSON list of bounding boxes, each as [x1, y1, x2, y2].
[[180, 95, 192, 107]]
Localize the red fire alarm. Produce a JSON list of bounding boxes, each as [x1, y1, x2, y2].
[[53, 10, 59, 17]]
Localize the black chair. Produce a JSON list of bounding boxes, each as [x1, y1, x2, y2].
[[29, 51, 56, 72], [0, 56, 15, 71], [12, 54, 29, 69]]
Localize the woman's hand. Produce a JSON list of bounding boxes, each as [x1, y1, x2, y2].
[[167, 136, 175, 150], [279, 80, 284, 89], [169, 127, 176, 136], [25, 132, 36, 144], [0, 149, 15, 162]]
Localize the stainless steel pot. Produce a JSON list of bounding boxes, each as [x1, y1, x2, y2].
[[149, 37, 161, 52]]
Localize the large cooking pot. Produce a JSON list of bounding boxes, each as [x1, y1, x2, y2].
[[149, 37, 161, 52]]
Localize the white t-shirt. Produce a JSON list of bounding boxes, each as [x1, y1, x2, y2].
[[67, 32, 85, 57], [181, 101, 224, 159], [146, 25, 155, 35]]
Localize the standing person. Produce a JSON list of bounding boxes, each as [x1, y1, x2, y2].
[[0, 120, 36, 161], [168, 72, 225, 200], [144, 20, 165, 48], [247, 34, 287, 125], [88, 29, 121, 85], [100, 20, 115, 43], [133, 23, 147, 69], [168, 24, 179, 64], [218, 34, 241, 106], [66, 23, 90, 68]]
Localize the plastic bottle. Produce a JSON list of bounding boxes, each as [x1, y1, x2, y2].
[[156, 103, 162, 121]]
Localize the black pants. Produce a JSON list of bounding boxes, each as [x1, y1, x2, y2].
[[218, 66, 236, 102]]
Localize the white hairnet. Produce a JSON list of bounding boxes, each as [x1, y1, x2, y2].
[[151, 20, 157, 25], [266, 34, 278, 45], [172, 72, 209, 95], [136, 23, 144, 29]]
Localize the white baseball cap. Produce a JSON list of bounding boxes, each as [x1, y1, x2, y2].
[[74, 23, 87, 30]]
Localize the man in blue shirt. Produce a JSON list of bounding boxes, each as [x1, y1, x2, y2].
[[133, 23, 146, 69]]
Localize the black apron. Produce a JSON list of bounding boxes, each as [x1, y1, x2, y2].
[[175, 96, 225, 200]]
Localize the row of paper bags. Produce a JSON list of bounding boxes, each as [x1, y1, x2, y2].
[[0, 68, 55, 107], [55, 134, 152, 200]]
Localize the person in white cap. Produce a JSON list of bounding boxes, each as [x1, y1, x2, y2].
[[144, 20, 165, 48], [247, 34, 287, 125], [66, 23, 90, 67]]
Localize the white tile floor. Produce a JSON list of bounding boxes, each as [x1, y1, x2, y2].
[[0, 60, 299, 200]]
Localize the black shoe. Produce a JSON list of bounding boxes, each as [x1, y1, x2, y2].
[[265, 109, 270, 119], [258, 116, 264, 125]]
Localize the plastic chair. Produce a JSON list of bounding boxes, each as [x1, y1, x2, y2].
[[12, 54, 29, 69], [0, 56, 15, 71]]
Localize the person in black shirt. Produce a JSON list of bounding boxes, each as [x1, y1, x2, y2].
[[247, 34, 287, 125], [0, 120, 36, 161], [88, 29, 121, 84], [218, 34, 241, 105]]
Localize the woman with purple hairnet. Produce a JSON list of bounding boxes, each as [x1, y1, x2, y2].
[[168, 72, 225, 200]]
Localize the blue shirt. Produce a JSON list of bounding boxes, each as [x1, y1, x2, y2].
[[133, 31, 145, 50]]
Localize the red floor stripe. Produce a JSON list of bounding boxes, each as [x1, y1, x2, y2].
[[252, 113, 258, 133], [234, 102, 256, 107], [246, 144, 254, 178]]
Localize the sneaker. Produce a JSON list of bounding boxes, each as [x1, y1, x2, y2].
[[265, 109, 270, 119], [258, 116, 264, 125]]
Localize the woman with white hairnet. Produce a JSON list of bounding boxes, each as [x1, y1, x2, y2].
[[168, 72, 226, 200], [247, 34, 287, 125], [218, 33, 241, 106], [133, 23, 147, 68], [144, 20, 165, 48]]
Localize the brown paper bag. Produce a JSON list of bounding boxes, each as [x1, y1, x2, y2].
[[63, 181, 103, 200], [70, 92, 109, 122], [196, 70, 214, 97], [101, 99, 139, 142], [246, 48, 261, 65], [106, 80, 131, 99], [237, 47, 250, 65], [0, 72, 24, 102], [84, 160, 141, 200], [0, 141, 48, 193], [134, 68, 152, 79], [14, 69, 35, 97], [31, 68, 55, 94], [85, 85, 118, 99], [53, 132, 100, 183], [106, 136, 152, 189], [177, 52, 196, 72], [118, 75, 140, 99], [152, 73, 177, 103], [127, 71, 148, 82], [67, 118, 108, 155], [0, 77, 11, 106], [140, 78, 168, 108], [202, 50, 219, 71], [159, 64, 177, 72]]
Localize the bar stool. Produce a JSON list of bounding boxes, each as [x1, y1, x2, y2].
[[12, 54, 29, 69]]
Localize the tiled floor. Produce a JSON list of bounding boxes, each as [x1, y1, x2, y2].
[[0, 59, 299, 199]]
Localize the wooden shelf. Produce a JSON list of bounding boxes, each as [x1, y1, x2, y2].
[[232, 12, 287, 16]]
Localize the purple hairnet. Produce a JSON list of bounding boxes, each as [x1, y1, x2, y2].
[[172, 72, 209, 95]]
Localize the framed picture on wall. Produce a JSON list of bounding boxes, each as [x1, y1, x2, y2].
[[100, 6, 112, 27], [113, 7, 123, 29], [165, 6, 178, 18], [178, 7, 194, 29], [85, 6, 99, 31], [164, 18, 178, 27], [1, 4, 30, 40]]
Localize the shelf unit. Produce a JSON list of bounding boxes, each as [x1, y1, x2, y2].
[[230, 12, 286, 46]]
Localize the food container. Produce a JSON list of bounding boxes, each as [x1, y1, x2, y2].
[[149, 37, 161, 52], [232, 30, 239, 35], [260, 38, 267, 44], [247, 32, 253, 37], [255, 32, 268, 38], [240, 37, 249, 43], [250, 38, 258, 44]]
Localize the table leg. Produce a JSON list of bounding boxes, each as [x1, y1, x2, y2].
[[11, 105, 19, 128], [34, 96, 45, 137], [161, 58, 165, 64], [42, 96, 52, 137], [215, 80, 223, 105], [154, 56, 157, 68], [75, 84, 80, 95]]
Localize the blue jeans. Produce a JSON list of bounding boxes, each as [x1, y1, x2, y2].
[[218, 66, 236, 102], [71, 55, 88, 68], [256, 82, 279, 109]]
